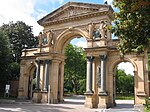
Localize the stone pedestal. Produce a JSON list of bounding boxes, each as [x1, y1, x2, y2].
[[32, 92, 42, 103], [41, 91, 48, 103], [99, 38, 107, 46], [134, 104, 144, 112], [135, 93, 146, 106], [84, 93, 95, 108], [98, 93, 108, 109], [17, 88, 25, 99]]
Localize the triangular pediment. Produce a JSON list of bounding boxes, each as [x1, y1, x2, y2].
[[38, 2, 113, 26]]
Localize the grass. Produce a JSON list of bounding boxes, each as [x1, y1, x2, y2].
[[145, 107, 150, 112], [116, 93, 134, 100]]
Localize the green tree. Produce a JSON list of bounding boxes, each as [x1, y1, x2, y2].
[[64, 44, 86, 94], [0, 31, 11, 92], [0, 21, 38, 63], [111, 0, 150, 54], [0, 21, 38, 80], [116, 68, 134, 94]]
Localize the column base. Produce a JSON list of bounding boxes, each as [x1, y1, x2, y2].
[[98, 92, 108, 109], [84, 91, 94, 95], [32, 92, 42, 103], [99, 91, 107, 96], [84, 93, 96, 108], [50, 99, 58, 104], [34, 88, 41, 92], [41, 91, 48, 103]]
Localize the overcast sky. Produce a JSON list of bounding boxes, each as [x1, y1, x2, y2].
[[0, 0, 134, 75]]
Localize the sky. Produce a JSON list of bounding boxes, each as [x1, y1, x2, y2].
[[0, 0, 134, 75], [0, 0, 113, 36]]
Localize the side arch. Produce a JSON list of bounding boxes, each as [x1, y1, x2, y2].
[[54, 27, 89, 53], [26, 62, 36, 76], [109, 57, 138, 74], [107, 56, 138, 107]]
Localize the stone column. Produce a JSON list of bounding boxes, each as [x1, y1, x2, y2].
[[85, 56, 95, 94], [98, 55, 108, 109], [43, 60, 51, 91], [35, 60, 41, 91], [99, 55, 107, 95], [85, 56, 95, 108]]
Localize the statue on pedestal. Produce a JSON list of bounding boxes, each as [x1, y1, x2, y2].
[[38, 30, 54, 47], [92, 21, 108, 40], [38, 32, 43, 47], [46, 30, 54, 46], [99, 21, 108, 39]]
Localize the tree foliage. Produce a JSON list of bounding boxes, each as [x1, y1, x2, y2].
[[111, 0, 150, 54], [116, 68, 134, 94], [0, 31, 11, 92], [0, 21, 38, 63], [64, 44, 86, 94], [0, 21, 38, 80]]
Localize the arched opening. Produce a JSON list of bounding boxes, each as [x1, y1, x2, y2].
[[54, 28, 89, 53], [27, 65, 36, 99], [55, 29, 88, 104], [63, 37, 87, 103], [113, 61, 135, 108]]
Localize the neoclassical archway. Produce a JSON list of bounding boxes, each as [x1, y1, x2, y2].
[[18, 2, 149, 109]]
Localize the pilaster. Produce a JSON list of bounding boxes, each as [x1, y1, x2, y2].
[[59, 61, 65, 102], [134, 56, 146, 105], [50, 60, 61, 103]]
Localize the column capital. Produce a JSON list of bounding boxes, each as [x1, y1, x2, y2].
[[100, 55, 107, 61], [52, 59, 61, 64], [35, 60, 42, 64], [87, 56, 95, 62], [45, 59, 51, 64]]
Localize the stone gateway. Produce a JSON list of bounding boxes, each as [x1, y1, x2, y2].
[[18, 2, 149, 108]]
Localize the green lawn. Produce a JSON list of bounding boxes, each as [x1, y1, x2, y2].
[[116, 94, 134, 100], [145, 107, 150, 112]]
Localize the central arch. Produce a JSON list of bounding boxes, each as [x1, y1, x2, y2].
[[54, 28, 89, 103], [54, 28, 89, 53]]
